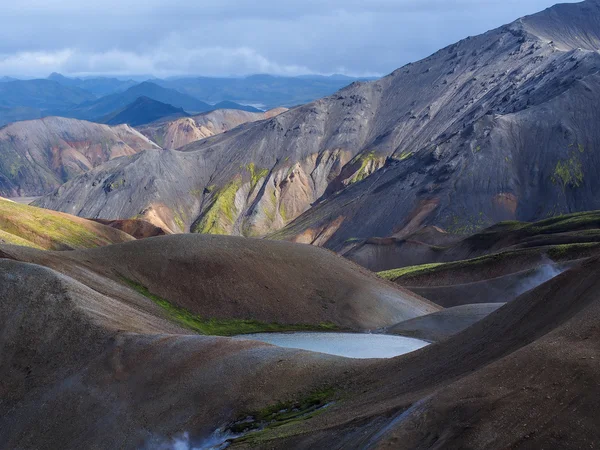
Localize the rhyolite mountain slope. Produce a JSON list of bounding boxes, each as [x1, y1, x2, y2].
[[101, 96, 190, 127], [37, 0, 600, 238], [0, 116, 160, 196], [138, 107, 288, 149]]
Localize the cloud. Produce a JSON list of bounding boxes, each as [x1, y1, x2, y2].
[[0, 0, 581, 77], [0, 46, 314, 78]]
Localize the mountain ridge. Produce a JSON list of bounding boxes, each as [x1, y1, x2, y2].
[[35, 0, 600, 239]]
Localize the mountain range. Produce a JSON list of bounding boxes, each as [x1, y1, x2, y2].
[[36, 0, 600, 240], [0, 107, 290, 197], [0, 74, 370, 127], [3, 1, 600, 448]]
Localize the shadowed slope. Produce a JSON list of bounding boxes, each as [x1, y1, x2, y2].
[[0, 260, 361, 449], [0, 234, 439, 330], [245, 257, 600, 448], [385, 303, 504, 341], [1, 240, 599, 448]]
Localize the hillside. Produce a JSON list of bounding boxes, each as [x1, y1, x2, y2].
[[138, 107, 288, 149], [0, 116, 160, 196], [37, 0, 600, 239], [0, 234, 437, 329], [0, 197, 133, 249], [101, 96, 190, 127], [1, 233, 598, 448]]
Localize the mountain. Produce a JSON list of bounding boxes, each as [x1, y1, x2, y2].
[[0, 79, 96, 109], [157, 74, 378, 109], [36, 0, 600, 238], [48, 72, 138, 96], [59, 81, 213, 120], [137, 107, 288, 149], [0, 76, 17, 82], [0, 116, 160, 196], [0, 79, 97, 126], [100, 96, 190, 127]]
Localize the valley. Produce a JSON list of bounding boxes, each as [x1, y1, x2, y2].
[[1, 1, 600, 449]]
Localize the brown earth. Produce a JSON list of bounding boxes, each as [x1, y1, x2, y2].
[[242, 256, 600, 448], [1, 234, 599, 448], [91, 218, 169, 239], [0, 234, 438, 330]]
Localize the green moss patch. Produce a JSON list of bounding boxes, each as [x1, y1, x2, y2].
[[0, 199, 118, 250], [194, 179, 242, 235], [378, 242, 600, 282], [246, 163, 269, 190], [379, 263, 445, 280], [551, 153, 584, 190], [348, 151, 382, 184], [121, 278, 338, 336], [226, 388, 336, 445]]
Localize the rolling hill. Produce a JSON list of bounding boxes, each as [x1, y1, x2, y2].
[[0, 227, 598, 448], [0, 197, 133, 249]]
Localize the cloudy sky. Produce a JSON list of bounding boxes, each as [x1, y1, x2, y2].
[[0, 0, 581, 78]]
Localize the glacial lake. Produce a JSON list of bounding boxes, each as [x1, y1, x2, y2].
[[234, 332, 430, 359]]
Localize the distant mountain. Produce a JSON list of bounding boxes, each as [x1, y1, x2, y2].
[[0, 79, 95, 109], [37, 0, 600, 240], [138, 107, 288, 150], [59, 81, 213, 121], [0, 79, 96, 125], [102, 96, 190, 127], [48, 73, 137, 96], [156, 74, 377, 109], [0, 106, 44, 125], [0, 76, 17, 82], [0, 116, 160, 196]]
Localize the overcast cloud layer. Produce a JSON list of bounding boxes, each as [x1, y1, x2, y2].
[[0, 0, 581, 78]]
